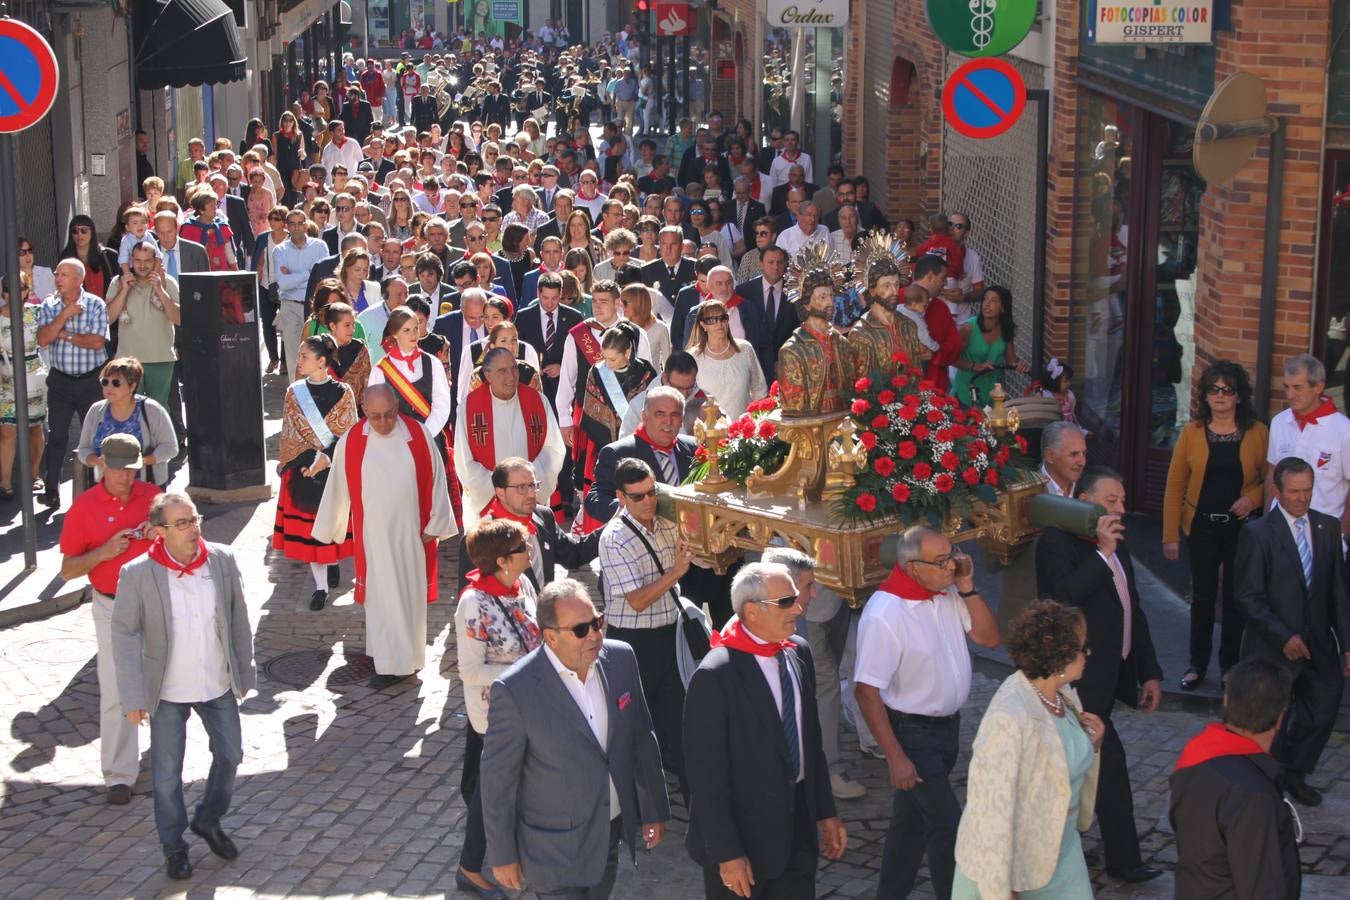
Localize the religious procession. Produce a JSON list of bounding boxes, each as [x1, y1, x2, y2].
[[1, 1, 1347, 898]]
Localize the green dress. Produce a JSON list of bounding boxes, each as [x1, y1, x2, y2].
[[951, 712, 1096, 899], [951, 316, 1006, 408]]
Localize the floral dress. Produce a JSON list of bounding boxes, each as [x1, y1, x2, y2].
[[0, 303, 46, 424]]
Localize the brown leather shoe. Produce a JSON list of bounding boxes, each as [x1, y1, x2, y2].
[[107, 784, 132, 805]]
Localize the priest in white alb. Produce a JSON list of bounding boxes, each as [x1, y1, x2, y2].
[[455, 347, 565, 531], [314, 384, 457, 689]]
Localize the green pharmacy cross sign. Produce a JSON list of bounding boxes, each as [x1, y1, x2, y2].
[[926, 0, 1039, 58]]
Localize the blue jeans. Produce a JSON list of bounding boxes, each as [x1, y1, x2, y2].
[[150, 691, 242, 855], [878, 713, 962, 900]]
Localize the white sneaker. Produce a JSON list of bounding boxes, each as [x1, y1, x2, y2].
[[830, 772, 866, 800]]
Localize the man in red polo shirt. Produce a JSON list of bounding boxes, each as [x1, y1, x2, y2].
[[59, 434, 161, 805]]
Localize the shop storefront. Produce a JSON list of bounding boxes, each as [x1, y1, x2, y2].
[[1315, 0, 1350, 409]]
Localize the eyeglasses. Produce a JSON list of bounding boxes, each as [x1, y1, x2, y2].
[[467, 234, 487, 241], [336, 205, 353, 212], [950, 222, 970, 230], [1206, 385, 1237, 396], [753, 593, 799, 609], [506, 480, 541, 492], [754, 230, 771, 237], [72, 226, 92, 234], [100, 377, 126, 387], [913, 555, 956, 569], [689, 208, 706, 216], [483, 216, 501, 223], [622, 487, 659, 501], [550, 614, 606, 639], [508, 543, 529, 556], [700, 314, 729, 325], [18, 246, 33, 254], [460, 201, 478, 207], [162, 514, 204, 531]]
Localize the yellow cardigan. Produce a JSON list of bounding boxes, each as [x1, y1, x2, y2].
[[1162, 420, 1269, 542]]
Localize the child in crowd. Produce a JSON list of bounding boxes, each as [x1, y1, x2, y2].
[[116, 207, 151, 276]]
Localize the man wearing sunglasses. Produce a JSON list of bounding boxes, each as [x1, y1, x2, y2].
[[685, 562, 848, 898], [481, 579, 670, 899], [854, 525, 1000, 899], [112, 491, 255, 881]]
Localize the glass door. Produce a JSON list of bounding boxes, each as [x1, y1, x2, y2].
[[1317, 152, 1350, 411]]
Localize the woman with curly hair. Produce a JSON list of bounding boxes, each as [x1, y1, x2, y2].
[[952, 600, 1105, 900]]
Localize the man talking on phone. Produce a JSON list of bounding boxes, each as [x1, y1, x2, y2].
[[1035, 466, 1164, 885], [58, 434, 162, 805], [853, 525, 1000, 899], [105, 241, 181, 408]]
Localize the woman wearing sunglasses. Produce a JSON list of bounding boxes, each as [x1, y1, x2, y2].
[[454, 518, 542, 900], [1161, 360, 1267, 692], [686, 298, 766, 420], [76, 356, 178, 487]]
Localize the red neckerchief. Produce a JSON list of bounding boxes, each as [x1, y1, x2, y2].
[[697, 283, 713, 300], [710, 618, 793, 657], [480, 496, 537, 533], [462, 568, 522, 597], [700, 148, 717, 163], [781, 148, 800, 163], [877, 563, 939, 601], [724, 294, 744, 310], [1175, 722, 1266, 771], [1295, 395, 1339, 431], [383, 339, 420, 376], [579, 186, 599, 200], [634, 423, 676, 453], [728, 151, 746, 167], [749, 179, 762, 201], [148, 536, 209, 579]]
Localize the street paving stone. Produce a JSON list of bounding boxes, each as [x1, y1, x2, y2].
[[2, 377, 1348, 897]]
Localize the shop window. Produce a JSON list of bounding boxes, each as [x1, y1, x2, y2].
[[889, 58, 915, 108]]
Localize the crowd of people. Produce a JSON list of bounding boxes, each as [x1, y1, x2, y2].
[[0, 30, 1337, 900]]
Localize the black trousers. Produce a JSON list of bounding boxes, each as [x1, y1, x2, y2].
[[42, 368, 103, 491], [535, 817, 622, 899], [1088, 709, 1144, 872], [606, 623, 687, 805], [1186, 516, 1246, 674], [679, 563, 738, 629], [702, 781, 817, 900], [1273, 634, 1344, 775], [260, 285, 281, 364], [459, 724, 488, 873]]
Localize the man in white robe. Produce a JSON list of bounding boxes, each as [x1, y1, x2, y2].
[[314, 384, 457, 688], [455, 347, 565, 531]]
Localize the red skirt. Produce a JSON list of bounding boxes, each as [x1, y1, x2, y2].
[[273, 468, 354, 564]]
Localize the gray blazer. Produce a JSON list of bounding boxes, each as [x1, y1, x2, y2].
[[111, 545, 256, 716], [481, 640, 670, 893]]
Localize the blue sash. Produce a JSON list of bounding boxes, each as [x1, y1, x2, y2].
[[293, 380, 336, 448], [595, 364, 631, 421]]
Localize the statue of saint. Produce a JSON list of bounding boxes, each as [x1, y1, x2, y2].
[[848, 254, 925, 377], [777, 269, 854, 417]]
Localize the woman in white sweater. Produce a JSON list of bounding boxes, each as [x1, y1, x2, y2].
[[620, 283, 670, 373], [952, 600, 1105, 900], [686, 297, 766, 419]]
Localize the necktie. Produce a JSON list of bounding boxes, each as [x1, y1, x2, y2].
[[544, 311, 556, 354], [166, 249, 178, 279], [1296, 517, 1313, 588], [765, 284, 776, 323], [1107, 554, 1133, 660], [777, 653, 800, 780], [657, 448, 676, 484]]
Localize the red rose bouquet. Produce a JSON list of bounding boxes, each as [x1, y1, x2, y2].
[[687, 386, 791, 485]]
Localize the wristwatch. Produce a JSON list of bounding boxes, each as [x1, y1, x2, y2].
[[958, 589, 979, 598]]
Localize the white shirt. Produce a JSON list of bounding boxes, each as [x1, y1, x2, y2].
[[776, 223, 829, 258], [543, 644, 621, 819], [744, 626, 805, 782], [1278, 502, 1314, 566], [1268, 406, 1350, 519], [159, 563, 232, 704], [769, 151, 815, 187], [321, 137, 364, 176], [853, 587, 973, 717], [1039, 465, 1075, 498]]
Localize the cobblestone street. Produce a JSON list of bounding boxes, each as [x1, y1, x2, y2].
[[3, 482, 1349, 898]]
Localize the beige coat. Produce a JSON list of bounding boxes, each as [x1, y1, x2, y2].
[[954, 671, 1100, 900]]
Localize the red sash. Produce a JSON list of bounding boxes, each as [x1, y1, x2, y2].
[[570, 320, 604, 367], [377, 355, 433, 420], [346, 415, 439, 605], [463, 383, 550, 473]]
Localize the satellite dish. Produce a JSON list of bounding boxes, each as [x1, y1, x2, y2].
[[1193, 72, 1278, 184]]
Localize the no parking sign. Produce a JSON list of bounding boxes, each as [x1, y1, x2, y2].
[[941, 58, 1027, 140], [0, 18, 59, 134]]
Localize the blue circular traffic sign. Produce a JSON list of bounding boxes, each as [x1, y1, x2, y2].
[[941, 58, 1027, 140], [0, 19, 59, 135]]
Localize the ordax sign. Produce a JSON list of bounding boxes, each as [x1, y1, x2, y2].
[[766, 0, 849, 29]]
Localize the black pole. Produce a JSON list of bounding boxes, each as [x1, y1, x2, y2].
[[1254, 121, 1286, 421], [1029, 89, 1049, 370], [0, 133, 38, 570]]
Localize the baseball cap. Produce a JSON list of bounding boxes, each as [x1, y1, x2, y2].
[[100, 434, 144, 470]]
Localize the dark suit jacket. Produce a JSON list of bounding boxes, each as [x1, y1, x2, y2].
[[585, 434, 697, 525], [479, 93, 512, 128], [410, 284, 459, 317], [531, 216, 563, 251], [456, 503, 600, 593], [431, 310, 473, 391], [734, 276, 796, 382], [729, 198, 768, 233], [1034, 528, 1163, 716], [481, 641, 670, 891], [339, 99, 375, 144], [670, 284, 704, 351], [322, 223, 369, 256], [677, 147, 732, 192], [516, 301, 585, 403], [684, 638, 837, 879], [518, 266, 553, 309], [1236, 507, 1350, 667], [222, 193, 253, 258], [769, 181, 819, 217], [640, 257, 696, 318], [304, 253, 341, 304]]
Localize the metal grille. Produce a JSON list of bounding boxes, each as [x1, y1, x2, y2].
[[862, 0, 895, 214], [939, 53, 1044, 393]]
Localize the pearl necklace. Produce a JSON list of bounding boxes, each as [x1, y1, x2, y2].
[[1033, 684, 1065, 717]]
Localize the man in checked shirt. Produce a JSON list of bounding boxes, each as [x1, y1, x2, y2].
[[597, 457, 694, 805]]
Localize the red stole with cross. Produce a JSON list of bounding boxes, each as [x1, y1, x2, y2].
[[464, 383, 549, 473], [345, 414, 438, 604]]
